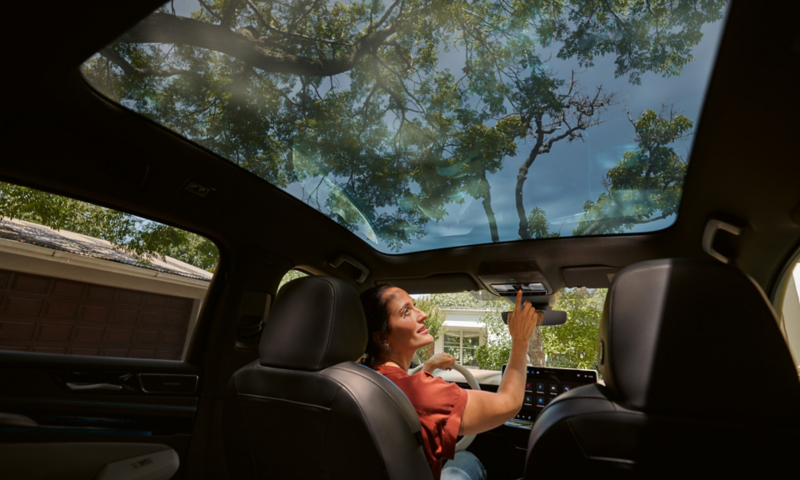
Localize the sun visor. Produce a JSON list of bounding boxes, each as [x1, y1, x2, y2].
[[561, 266, 621, 288]]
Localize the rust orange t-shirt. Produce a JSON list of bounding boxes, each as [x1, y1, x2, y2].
[[374, 364, 468, 480]]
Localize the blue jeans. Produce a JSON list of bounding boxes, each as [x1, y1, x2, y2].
[[441, 451, 487, 480]]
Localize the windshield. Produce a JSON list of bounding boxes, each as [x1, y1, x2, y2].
[[81, 0, 729, 254], [414, 289, 605, 373]]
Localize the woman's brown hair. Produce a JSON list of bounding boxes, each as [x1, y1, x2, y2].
[[360, 284, 394, 366]]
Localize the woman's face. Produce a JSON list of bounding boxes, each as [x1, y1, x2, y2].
[[381, 287, 433, 355]]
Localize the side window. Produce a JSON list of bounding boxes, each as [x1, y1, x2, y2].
[[279, 269, 309, 291], [779, 262, 800, 371], [414, 289, 606, 372], [0, 181, 218, 360], [235, 269, 310, 349]]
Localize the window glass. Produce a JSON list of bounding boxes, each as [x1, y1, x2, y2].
[[278, 269, 309, 291], [236, 269, 309, 349], [81, 1, 729, 254], [779, 262, 800, 372], [0, 181, 217, 360], [414, 289, 606, 373], [463, 333, 480, 348], [443, 341, 459, 359]]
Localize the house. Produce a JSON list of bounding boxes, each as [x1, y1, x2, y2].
[[433, 306, 488, 368]]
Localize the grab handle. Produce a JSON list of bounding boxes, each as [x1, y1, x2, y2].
[[66, 382, 123, 391], [702, 219, 742, 264], [329, 254, 370, 283]]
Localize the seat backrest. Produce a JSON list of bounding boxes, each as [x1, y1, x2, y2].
[[524, 258, 800, 477], [223, 276, 433, 480]]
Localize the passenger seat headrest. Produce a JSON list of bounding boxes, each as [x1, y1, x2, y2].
[[260, 276, 367, 371], [600, 258, 800, 419]]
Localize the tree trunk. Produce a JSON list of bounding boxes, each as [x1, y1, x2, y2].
[[479, 174, 500, 243], [527, 327, 545, 366], [515, 116, 545, 240]]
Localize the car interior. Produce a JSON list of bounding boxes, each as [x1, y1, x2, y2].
[[1, 0, 800, 479]]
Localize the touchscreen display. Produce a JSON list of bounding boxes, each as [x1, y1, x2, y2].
[[502, 365, 597, 428]]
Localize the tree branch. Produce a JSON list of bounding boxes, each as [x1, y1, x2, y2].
[[374, 0, 403, 30], [245, 0, 271, 32], [515, 113, 546, 239], [246, 0, 350, 46], [123, 13, 395, 77], [198, 0, 222, 22], [221, 0, 243, 29], [579, 213, 668, 236], [513, 79, 614, 239], [479, 172, 500, 243], [99, 47, 199, 79], [288, 0, 322, 31]]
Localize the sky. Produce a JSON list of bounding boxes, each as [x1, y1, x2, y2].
[[136, 1, 730, 254], [407, 12, 729, 252]]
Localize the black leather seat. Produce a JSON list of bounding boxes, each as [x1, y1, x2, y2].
[[223, 276, 433, 480], [524, 258, 800, 478]]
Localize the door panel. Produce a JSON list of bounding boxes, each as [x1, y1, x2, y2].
[[2, 442, 177, 480], [0, 351, 199, 479]]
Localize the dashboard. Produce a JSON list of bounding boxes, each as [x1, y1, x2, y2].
[[502, 365, 598, 429], [436, 365, 598, 478]]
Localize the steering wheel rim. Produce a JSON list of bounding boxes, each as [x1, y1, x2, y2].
[[409, 361, 480, 452]]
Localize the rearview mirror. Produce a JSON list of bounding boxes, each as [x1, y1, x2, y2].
[[501, 309, 567, 326]]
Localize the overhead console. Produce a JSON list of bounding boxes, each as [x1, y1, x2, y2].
[[491, 282, 547, 296], [477, 259, 553, 297]]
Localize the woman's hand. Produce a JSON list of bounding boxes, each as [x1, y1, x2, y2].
[[459, 289, 543, 436], [422, 352, 457, 373], [506, 289, 541, 345]]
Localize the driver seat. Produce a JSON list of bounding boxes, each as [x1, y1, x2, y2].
[[524, 258, 800, 477], [223, 276, 433, 480]]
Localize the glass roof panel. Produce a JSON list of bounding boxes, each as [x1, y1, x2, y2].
[[82, 0, 729, 254]]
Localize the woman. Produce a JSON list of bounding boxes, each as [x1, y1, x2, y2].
[[360, 285, 540, 480]]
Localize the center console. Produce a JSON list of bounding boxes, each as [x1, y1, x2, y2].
[[501, 365, 598, 429]]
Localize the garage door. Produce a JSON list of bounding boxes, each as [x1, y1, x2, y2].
[[0, 269, 193, 360]]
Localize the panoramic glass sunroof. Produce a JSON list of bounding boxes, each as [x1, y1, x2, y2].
[[82, 0, 729, 254]]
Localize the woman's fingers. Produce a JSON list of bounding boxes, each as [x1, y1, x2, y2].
[[508, 290, 541, 340], [430, 353, 457, 368]]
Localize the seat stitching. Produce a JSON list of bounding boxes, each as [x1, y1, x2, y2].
[[322, 384, 340, 478], [238, 393, 332, 410], [319, 278, 337, 369], [233, 373, 260, 478], [566, 417, 590, 459]]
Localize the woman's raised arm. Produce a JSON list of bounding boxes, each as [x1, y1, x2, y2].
[[459, 290, 540, 435]]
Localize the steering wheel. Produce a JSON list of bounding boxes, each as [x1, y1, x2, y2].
[[409, 361, 480, 452]]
